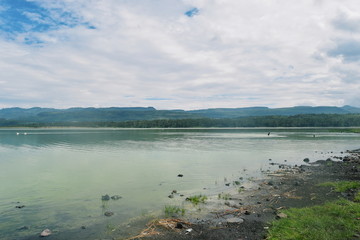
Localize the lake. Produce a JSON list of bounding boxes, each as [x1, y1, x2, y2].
[[0, 128, 359, 239]]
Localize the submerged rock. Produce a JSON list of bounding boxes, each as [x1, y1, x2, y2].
[[104, 211, 114, 217], [111, 195, 122, 200], [17, 226, 29, 231], [15, 205, 25, 209], [177, 174, 184, 177], [40, 229, 52, 237], [101, 194, 110, 201]]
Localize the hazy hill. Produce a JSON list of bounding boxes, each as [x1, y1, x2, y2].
[[0, 106, 360, 123]]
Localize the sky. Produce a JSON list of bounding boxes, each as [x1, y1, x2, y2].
[[0, 0, 360, 110]]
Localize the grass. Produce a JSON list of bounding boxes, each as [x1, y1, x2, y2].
[[234, 180, 241, 185], [267, 199, 360, 240], [355, 192, 360, 202], [164, 205, 185, 217], [186, 195, 207, 205], [218, 193, 231, 200], [317, 181, 360, 192]]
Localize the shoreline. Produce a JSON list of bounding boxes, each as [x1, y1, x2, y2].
[[123, 149, 360, 240]]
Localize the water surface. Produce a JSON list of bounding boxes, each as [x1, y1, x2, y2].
[[0, 128, 358, 239]]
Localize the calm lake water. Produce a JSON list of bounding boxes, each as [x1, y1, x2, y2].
[[0, 128, 359, 239]]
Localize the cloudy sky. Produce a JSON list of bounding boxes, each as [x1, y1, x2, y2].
[[0, 0, 359, 110]]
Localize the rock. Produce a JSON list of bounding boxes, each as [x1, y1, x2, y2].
[[104, 211, 114, 217], [171, 190, 177, 194], [244, 211, 251, 215], [168, 194, 174, 199], [276, 213, 288, 219], [15, 205, 25, 209], [226, 217, 244, 223], [111, 195, 122, 200], [17, 226, 29, 231], [225, 183, 230, 186], [175, 223, 183, 229], [102, 194, 110, 201], [177, 174, 183, 177], [267, 181, 274, 186], [303, 158, 310, 163], [40, 229, 52, 237]]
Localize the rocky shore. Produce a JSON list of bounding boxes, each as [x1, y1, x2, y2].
[[129, 149, 360, 240]]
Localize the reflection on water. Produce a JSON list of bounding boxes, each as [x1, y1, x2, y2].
[[0, 128, 359, 239]]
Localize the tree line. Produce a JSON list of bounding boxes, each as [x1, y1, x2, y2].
[[2, 113, 360, 128]]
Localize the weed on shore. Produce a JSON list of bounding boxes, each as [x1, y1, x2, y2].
[[317, 181, 360, 192], [267, 199, 360, 240]]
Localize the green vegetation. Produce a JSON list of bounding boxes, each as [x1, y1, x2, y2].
[[186, 195, 207, 205], [233, 180, 241, 185], [355, 192, 360, 202], [218, 193, 231, 200], [317, 181, 360, 192], [267, 199, 360, 240], [164, 205, 185, 217]]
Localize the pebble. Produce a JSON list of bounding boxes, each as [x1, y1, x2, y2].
[[40, 229, 52, 237], [226, 217, 244, 223], [276, 213, 288, 219]]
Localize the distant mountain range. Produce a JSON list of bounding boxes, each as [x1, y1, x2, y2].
[[0, 105, 360, 124]]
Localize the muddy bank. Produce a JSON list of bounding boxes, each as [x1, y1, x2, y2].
[[130, 149, 360, 240]]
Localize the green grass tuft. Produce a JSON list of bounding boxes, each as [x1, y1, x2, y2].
[[186, 195, 207, 205], [317, 181, 360, 192], [164, 205, 185, 216], [267, 199, 360, 240]]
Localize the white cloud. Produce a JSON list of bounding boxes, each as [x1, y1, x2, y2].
[[0, 0, 360, 109]]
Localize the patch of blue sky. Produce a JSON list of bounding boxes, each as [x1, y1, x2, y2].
[[0, 0, 95, 43], [185, 8, 199, 17]]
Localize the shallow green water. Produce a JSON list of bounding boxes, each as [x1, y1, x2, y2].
[[0, 128, 359, 239]]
